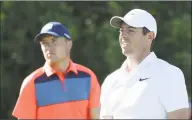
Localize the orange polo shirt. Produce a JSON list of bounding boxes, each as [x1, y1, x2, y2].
[[12, 60, 101, 119]]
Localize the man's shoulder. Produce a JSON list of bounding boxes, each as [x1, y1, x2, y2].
[[154, 58, 186, 93], [75, 63, 97, 76], [105, 68, 122, 80], [22, 67, 44, 84], [102, 68, 122, 85], [153, 58, 184, 78], [19, 67, 44, 93], [157, 58, 183, 72]]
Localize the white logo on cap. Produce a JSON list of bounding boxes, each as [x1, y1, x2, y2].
[[41, 23, 53, 32]]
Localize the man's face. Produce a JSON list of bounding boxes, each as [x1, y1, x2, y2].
[[40, 34, 72, 64], [119, 22, 152, 57]]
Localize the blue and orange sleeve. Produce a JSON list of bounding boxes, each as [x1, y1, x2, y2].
[[12, 74, 38, 119], [88, 71, 101, 108]]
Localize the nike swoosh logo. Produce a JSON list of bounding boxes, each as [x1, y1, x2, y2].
[[139, 78, 150, 81]]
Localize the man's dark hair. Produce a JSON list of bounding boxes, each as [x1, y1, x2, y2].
[[142, 27, 151, 35]]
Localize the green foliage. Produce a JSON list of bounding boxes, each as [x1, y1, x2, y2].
[[1, 1, 191, 119]]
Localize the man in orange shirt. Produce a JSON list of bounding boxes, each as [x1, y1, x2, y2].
[[12, 22, 101, 119]]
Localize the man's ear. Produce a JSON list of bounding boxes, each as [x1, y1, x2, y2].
[[147, 32, 154, 41], [68, 40, 73, 50]]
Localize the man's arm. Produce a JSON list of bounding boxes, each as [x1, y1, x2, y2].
[[167, 108, 190, 119], [12, 76, 37, 119], [159, 67, 190, 119], [100, 75, 114, 119], [90, 107, 100, 119], [88, 71, 101, 119]]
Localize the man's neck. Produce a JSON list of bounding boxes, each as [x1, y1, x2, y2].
[[126, 51, 150, 70], [50, 58, 70, 73]]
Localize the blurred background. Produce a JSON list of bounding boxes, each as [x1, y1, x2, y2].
[[0, 1, 192, 119]]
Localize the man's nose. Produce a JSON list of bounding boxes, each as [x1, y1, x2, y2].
[[120, 33, 128, 40]]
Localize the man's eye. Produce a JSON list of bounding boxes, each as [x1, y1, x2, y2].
[[52, 39, 57, 43], [129, 29, 134, 32], [41, 42, 49, 46], [41, 42, 46, 45]]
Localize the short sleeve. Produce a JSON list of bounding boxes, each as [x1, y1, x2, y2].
[[88, 72, 101, 108], [100, 75, 114, 118], [12, 77, 37, 119], [159, 67, 189, 112]]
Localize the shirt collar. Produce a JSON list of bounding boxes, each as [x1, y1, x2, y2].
[[121, 52, 157, 70], [43, 59, 78, 77]]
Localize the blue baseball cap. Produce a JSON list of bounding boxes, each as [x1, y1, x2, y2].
[[34, 22, 71, 42]]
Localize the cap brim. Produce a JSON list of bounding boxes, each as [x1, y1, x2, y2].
[[110, 16, 125, 28], [34, 32, 59, 43]]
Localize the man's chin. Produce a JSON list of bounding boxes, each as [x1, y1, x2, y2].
[[122, 50, 130, 55], [47, 57, 69, 67], [46, 59, 56, 65], [122, 50, 134, 56]]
